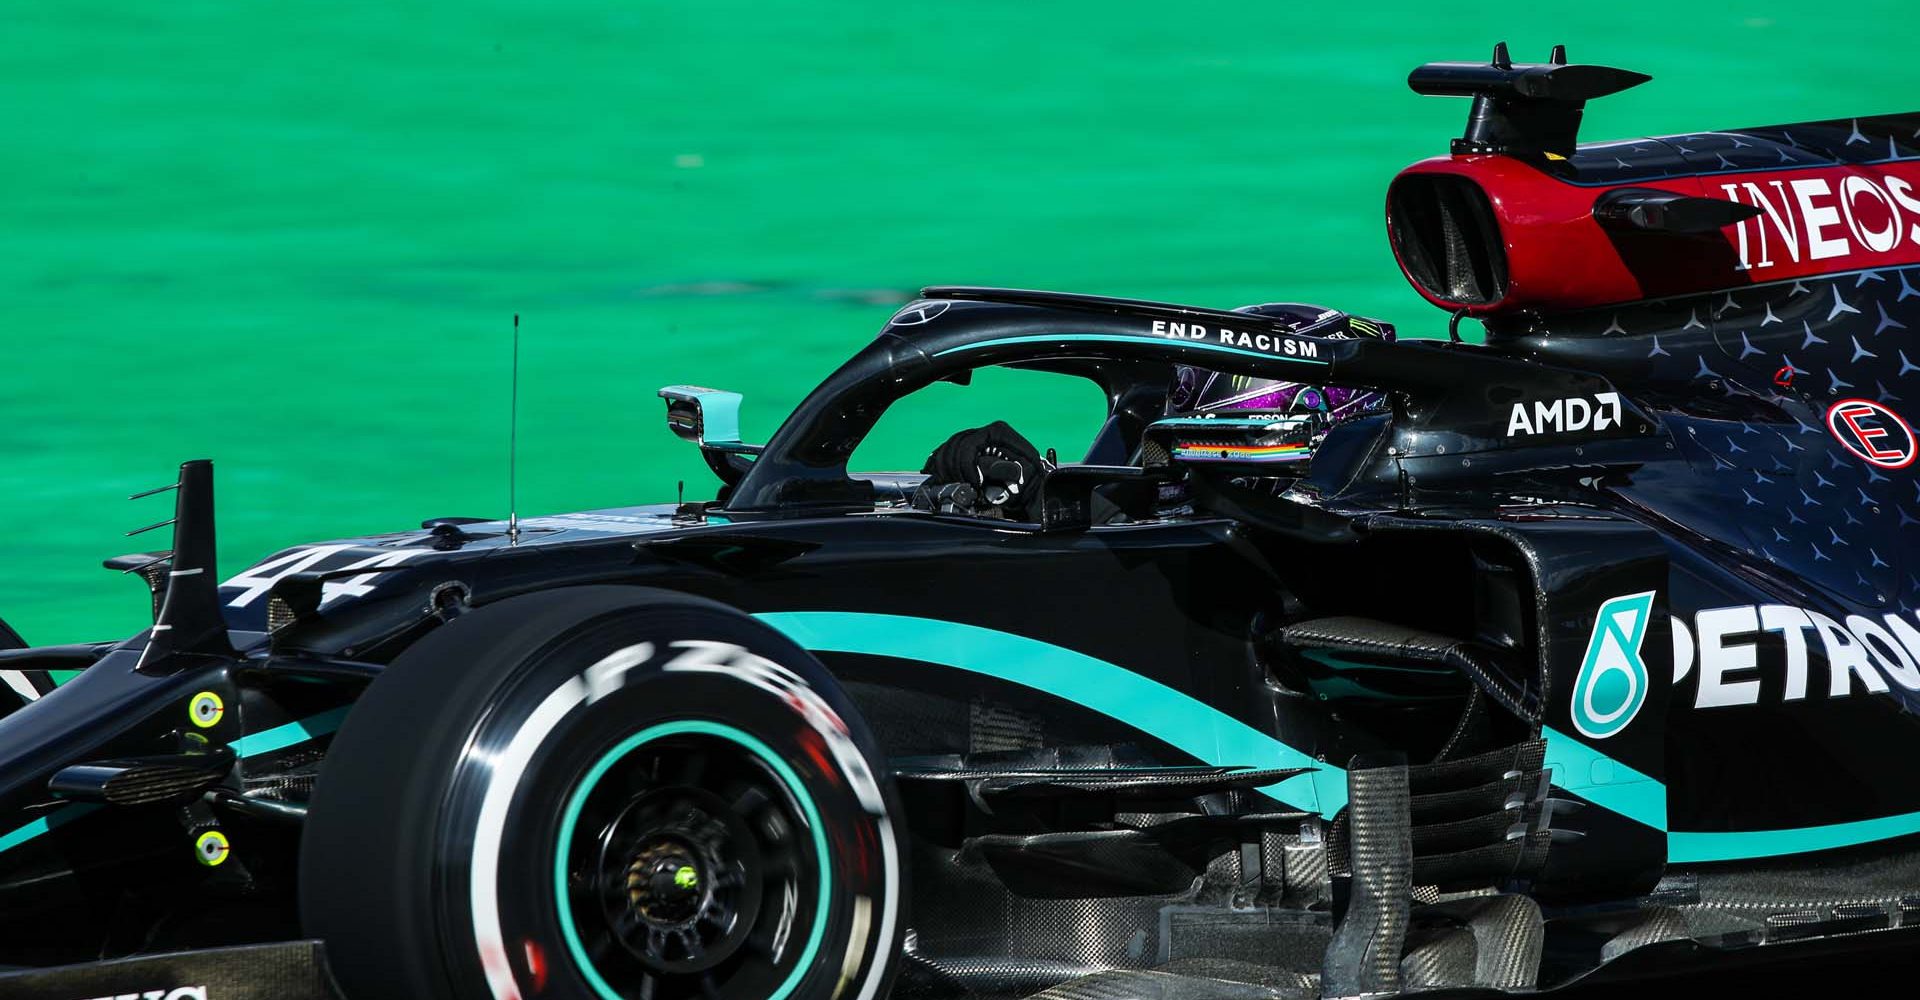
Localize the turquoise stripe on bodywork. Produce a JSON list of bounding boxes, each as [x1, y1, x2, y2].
[[1670, 811, 1920, 863], [933, 334, 1328, 366], [1544, 725, 1920, 863], [0, 803, 98, 853], [0, 705, 352, 856], [229, 705, 351, 757], [755, 610, 1345, 816], [760, 613, 1920, 863], [1541, 725, 1667, 832], [24, 628, 1920, 865]]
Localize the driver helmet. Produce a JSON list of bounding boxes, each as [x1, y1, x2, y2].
[[1169, 303, 1393, 421]]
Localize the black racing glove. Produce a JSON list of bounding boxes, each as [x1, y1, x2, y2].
[[919, 421, 1050, 518]]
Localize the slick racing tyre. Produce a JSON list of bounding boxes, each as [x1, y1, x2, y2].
[[300, 587, 906, 1000]]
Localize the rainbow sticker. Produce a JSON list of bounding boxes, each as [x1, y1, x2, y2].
[[1171, 441, 1313, 462]]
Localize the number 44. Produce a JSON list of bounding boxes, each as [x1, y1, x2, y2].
[[223, 545, 432, 608]]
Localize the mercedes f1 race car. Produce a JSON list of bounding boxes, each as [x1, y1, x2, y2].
[[5, 44, 1920, 1000]]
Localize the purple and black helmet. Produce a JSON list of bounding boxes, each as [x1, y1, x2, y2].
[[1169, 303, 1393, 421]]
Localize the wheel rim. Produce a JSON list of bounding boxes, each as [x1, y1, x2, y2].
[[555, 720, 831, 1000]]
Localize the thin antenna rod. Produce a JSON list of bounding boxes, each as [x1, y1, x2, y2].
[[508, 313, 520, 545]]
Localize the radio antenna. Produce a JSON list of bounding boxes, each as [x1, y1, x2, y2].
[[508, 313, 521, 546]]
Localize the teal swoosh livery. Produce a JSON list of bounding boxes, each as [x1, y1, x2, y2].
[[933, 334, 1328, 366], [1669, 811, 1920, 863], [756, 610, 1345, 816], [230, 705, 351, 757], [0, 705, 352, 856], [764, 611, 1920, 865], [17, 629, 1919, 866], [1541, 725, 1667, 831], [0, 803, 98, 853], [1543, 724, 1920, 863]]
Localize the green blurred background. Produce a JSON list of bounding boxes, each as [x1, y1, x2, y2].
[[3, 2, 1911, 643]]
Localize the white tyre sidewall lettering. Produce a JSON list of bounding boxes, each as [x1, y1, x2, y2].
[[465, 640, 899, 1000], [663, 641, 887, 815], [470, 675, 588, 1000], [659, 640, 900, 1000]]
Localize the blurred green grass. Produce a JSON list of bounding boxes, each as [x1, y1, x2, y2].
[[3, 1, 1912, 642]]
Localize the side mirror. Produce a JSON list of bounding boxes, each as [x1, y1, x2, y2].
[[658, 386, 764, 485]]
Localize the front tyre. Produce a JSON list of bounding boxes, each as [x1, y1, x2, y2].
[[300, 588, 905, 1000]]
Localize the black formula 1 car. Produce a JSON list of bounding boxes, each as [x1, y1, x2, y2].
[[6, 44, 1920, 1000]]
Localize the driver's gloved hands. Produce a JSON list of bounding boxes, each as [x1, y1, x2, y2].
[[919, 421, 1051, 518]]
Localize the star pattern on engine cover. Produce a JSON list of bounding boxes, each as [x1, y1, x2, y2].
[[1580, 264, 1920, 608]]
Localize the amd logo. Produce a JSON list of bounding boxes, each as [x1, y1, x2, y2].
[[1506, 392, 1622, 437]]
